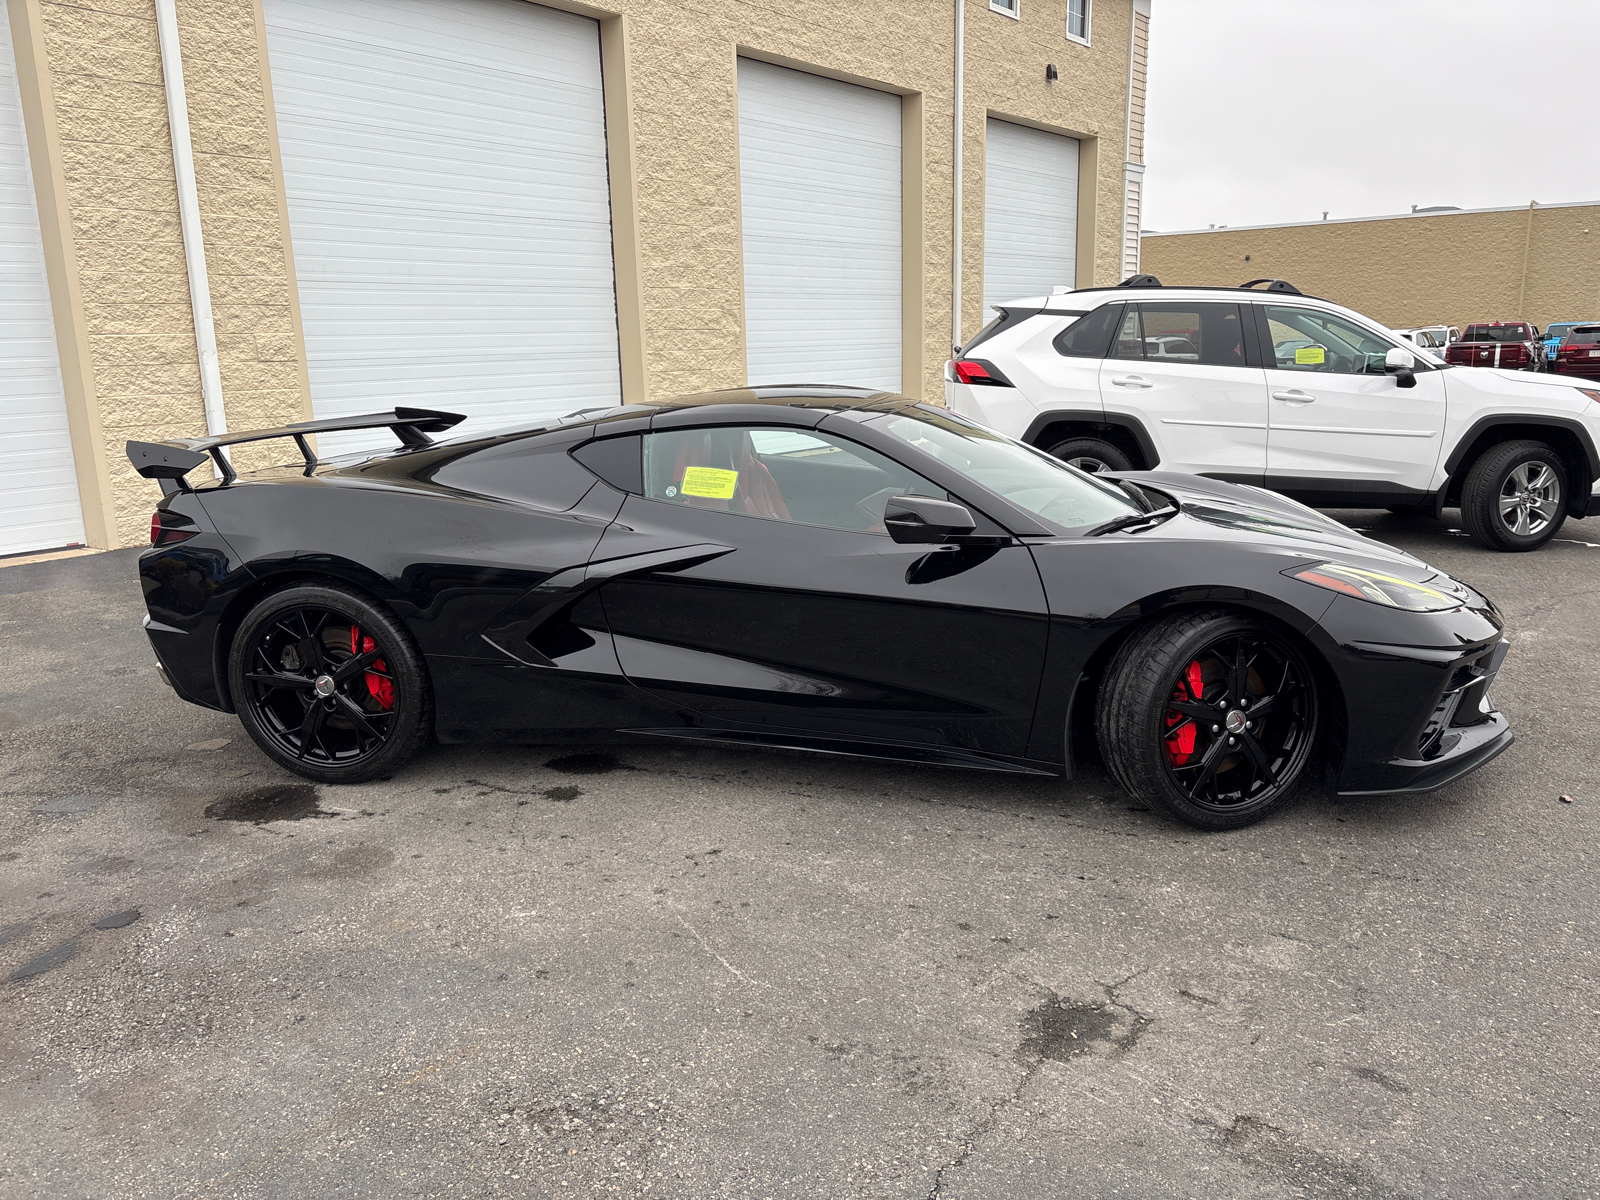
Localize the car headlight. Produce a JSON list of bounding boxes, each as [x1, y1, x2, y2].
[[1284, 562, 1470, 612]]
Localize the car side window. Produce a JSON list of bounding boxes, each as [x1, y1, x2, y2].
[[1264, 305, 1401, 375], [1110, 306, 1143, 360], [642, 426, 944, 534], [1053, 303, 1123, 358], [432, 437, 598, 510], [1110, 303, 1247, 367]]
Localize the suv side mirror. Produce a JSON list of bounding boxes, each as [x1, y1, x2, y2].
[[884, 495, 978, 544], [1385, 346, 1418, 388]]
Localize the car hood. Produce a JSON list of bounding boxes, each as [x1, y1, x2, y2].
[[1447, 365, 1597, 400], [1113, 471, 1443, 576]]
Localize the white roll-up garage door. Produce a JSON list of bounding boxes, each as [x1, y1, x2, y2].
[[0, 0, 83, 557], [982, 119, 1079, 322], [264, 0, 620, 457], [738, 60, 901, 392]]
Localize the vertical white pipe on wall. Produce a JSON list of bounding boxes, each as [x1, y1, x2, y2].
[[951, 0, 964, 354], [155, 0, 226, 441]]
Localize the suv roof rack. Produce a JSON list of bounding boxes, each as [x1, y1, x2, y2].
[[1239, 278, 1303, 294], [1050, 279, 1330, 303]]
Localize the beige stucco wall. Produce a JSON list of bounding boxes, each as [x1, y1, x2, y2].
[[1142, 203, 1600, 335], [17, 0, 1141, 548]]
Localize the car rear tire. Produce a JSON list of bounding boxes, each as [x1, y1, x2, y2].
[[1045, 437, 1133, 475], [229, 583, 432, 784], [1459, 439, 1567, 551], [1096, 609, 1319, 830]]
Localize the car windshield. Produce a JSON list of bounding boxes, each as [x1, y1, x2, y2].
[[875, 408, 1142, 532], [1465, 326, 1531, 342]]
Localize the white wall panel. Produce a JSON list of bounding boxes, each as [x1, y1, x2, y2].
[[264, 0, 620, 457], [983, 119, 1079, 321], [738, 60, 901, 392], [0, 0, 84, 556]]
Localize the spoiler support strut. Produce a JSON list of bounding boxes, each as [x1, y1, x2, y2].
[[126, 407, 466, 494]]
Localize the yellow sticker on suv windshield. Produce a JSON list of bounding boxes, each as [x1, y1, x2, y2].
[[1295, 345, 1326, 365], [680, 466, 738, 499]]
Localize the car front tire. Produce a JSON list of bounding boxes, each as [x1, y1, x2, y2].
[[229, 583, 432, 783], [1096, 609, 1319, 830], [1045, 437, 1133, 475], [1459, 439, 1567, 551]]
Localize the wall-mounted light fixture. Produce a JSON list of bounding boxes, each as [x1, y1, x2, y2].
[[1045, 64, 1059, 82]]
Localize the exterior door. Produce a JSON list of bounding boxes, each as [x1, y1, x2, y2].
[[595, 424, 1051, 759], [1258, 304, 1446, 497], [0, 3, 84, 556], [1099, 301, 1269, 483], [983, 118, 1080, 323], [738, 60, 902, 391], [263, 0, 621, 457]]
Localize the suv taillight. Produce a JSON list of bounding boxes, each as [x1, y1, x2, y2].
[[950, 358, 1015, 387], [149, 509, 198, 546]]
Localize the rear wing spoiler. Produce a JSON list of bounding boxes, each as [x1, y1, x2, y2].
[[126, 407, 465, 493]]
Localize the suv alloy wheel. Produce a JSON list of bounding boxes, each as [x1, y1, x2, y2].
[[1460, 439, 1568, 551], [1045, 437, 1132, 475]]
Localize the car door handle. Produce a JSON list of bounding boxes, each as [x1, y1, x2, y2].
[[1110, 375, 1153, 389], [1272, 389, 1315, 403]]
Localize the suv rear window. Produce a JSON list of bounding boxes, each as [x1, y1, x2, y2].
[[1053, 304, 1122, 358], [1568, 327, 1600, 346], [1464, 325, 1532, 342]]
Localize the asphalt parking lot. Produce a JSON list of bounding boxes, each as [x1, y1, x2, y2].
[[2, 511, 1597, 1199]]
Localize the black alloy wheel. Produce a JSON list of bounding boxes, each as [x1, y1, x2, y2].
[[229, 584, 431, 783], [1459, 439, 1568, 552], [1045, 436, 1133, 476], [1097, 610, 1319, 830]]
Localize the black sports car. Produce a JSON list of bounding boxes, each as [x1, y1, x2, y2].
[[129, 387, 1512, 829]]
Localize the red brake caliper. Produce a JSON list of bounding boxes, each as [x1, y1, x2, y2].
[[350, 625, 394, 710], [1164, 660, 1205, 766]]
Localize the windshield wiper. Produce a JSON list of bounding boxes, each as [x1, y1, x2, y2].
[[1115, 479, 1154, 511], [1084, 504, 1178, 537]]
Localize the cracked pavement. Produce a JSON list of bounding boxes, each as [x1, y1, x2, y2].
[[1, 511, 1597, 1198]]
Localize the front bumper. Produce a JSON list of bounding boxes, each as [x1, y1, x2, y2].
[[1332, 632, 1511, 795], [1337, 713, 1512, 796], [1314, 587, 1514, 795]]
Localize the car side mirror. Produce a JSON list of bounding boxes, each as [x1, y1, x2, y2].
[[884, 495, 978, 544], [1385, 346, 1417, 389]]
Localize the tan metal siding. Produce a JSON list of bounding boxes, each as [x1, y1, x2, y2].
[[1128, 9, 1147, 163], [1142, 203, 1600, 334]]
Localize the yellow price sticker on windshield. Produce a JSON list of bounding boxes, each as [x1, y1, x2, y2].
[[680, 466, 738, 499], [1295, 345, 1326, 365]]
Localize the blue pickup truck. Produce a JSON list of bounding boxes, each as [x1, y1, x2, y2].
[[1544, 321, 1594, 364]]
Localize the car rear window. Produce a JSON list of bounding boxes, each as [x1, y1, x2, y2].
[[1053, 304, 1123, 358], [1568, 327, 1600, 345], [1464, 325, 1532, 342]]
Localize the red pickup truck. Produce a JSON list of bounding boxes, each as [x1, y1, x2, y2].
[[1444, 322, 1544, 370]]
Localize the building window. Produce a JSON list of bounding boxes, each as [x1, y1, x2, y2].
[[1066, 0, 1090, 43], [990, 0, 1020, 19]]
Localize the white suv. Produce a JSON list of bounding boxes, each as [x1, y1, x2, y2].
[[946, 277, 1600, 551]]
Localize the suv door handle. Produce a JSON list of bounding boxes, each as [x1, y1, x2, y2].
[[1272, 389, 1315, 403], [1110, 374, 1153, 388]]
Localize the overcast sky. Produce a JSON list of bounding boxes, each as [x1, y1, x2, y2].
[[1142, 0, 1600, 233]]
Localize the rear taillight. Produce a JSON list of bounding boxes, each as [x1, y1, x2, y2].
[[950, 358, 1015, 387], [149, 509, 198, 546]]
